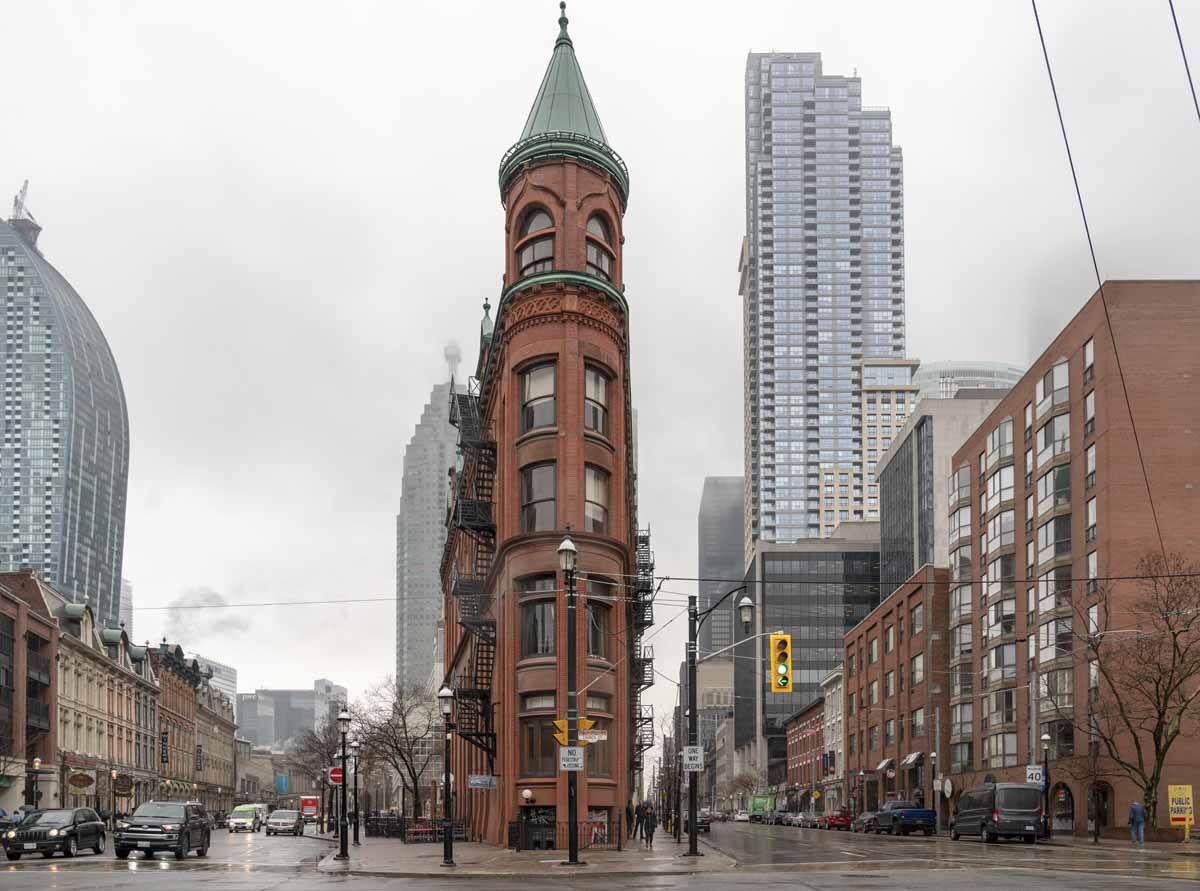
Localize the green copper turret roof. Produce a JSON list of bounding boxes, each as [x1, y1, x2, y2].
[[519, 3, 608, 144], [500, 3, 629, 205]]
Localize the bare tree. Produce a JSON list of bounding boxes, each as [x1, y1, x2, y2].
[[731, 771, 758, 799], [354, 677, 438, 820], [1045, 552, 1200, 826]]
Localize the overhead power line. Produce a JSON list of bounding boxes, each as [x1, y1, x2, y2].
[[1170, 0, 1200, 126], [1030, 0, 1167, 564]]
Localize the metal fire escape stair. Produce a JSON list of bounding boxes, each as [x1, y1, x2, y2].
[[447, 379, 497, 768], [629, 527, 655, 771]]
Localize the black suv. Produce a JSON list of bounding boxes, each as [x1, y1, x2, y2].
[[114, 801, 210, 859], [3, 808, 107, 860]]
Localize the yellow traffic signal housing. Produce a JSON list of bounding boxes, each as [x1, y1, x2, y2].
[[769, 632, 793, 693], [552, 719, 569, 746]]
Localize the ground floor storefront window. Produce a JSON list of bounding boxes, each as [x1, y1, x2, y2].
[[1052, 783, 1074, 833]]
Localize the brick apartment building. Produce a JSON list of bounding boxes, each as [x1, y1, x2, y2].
[[844, 565, 949, 815], [440, 7, 643, 845], [0, 571, 60, 812], [784, 696, 824, 811], [947, 280, 1200, 835]]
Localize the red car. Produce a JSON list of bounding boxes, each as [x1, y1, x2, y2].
[[818, 809, 852, 830]]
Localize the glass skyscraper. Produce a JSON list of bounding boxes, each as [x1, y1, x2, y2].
[[395, 380, 461, 689], [1, 197, 129, 628], [742, 53, 905, 558]]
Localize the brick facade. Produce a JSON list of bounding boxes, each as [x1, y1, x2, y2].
[[946, 281, 1200, 835], [784, 697, 824, 810], [844, 565, 949, 814]]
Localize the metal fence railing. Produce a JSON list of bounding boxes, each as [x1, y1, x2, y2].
[[507, 816, 622, 852], [363, 815, 466, 843]]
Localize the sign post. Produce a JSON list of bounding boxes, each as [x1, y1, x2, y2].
[[1170, 784, 1194, 839]]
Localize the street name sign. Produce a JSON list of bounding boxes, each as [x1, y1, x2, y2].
[[580, 729, 607, 743], [559, 746, 584, 772]]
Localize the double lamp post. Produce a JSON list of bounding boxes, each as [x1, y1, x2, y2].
[[334, 708, 351, 861]]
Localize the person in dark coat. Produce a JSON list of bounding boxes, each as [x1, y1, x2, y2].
[[634, 802, 645, 840], [643, 806, 658, 849], [626, 802, 635, 838]]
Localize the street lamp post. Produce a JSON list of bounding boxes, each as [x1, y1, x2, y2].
[[31, 757, 41, 810], [1041, 732, 1052, 840], [334, 709, 351, 860], [438, 685, 455, 867], [350, 739, 361, 846], [558, 536, 582, 866], [858, 770, 865, 817], [929, 752, 938, 834], [685, 586, 753, 856], [110, 769, 118, 830]]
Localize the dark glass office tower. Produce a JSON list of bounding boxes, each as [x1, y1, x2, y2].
[[1, 195, 129, 627]]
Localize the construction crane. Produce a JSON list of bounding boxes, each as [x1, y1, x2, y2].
[[12, 179, 36, 223]]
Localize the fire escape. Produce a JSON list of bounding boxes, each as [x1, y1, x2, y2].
[[630, 528, 655, 772], [448, 378, 497, 770]]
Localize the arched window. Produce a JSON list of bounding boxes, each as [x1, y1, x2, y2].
[[585, 214, 614, 281], [518, 208, 554, 278]]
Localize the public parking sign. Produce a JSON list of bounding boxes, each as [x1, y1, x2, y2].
[[559, 746, 584, 772], [329, 766, 344, 785], [682, 745, 703, 772]]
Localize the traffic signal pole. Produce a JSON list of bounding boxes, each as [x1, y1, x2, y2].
[[686, 595, 700, 856]]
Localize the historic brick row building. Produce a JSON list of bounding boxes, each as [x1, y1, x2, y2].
[[440, 5, 648, 846]]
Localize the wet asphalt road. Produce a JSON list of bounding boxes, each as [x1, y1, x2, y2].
[[1, 819, 1198, 889]]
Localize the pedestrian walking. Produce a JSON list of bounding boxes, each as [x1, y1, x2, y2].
[[626, 802, 635, 839], [1128, 799, 1147, 848], [634, 802, 645, 840], [643, 806, 657, 849]]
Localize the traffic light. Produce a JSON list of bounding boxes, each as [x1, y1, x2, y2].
[[769, 633, 792, 693]]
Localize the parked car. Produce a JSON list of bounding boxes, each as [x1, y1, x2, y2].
[[951, 783, 1042, 844], [265, 809, 304, 837], [780, 812, 802, 826], [683, 812, 712, 834], [733, 811, 750, 823], [762, 810, 784, 825], [114, 801, 210, 860], [228, 804, 262, 833], [818, 809, 853, 830], [799, 811, 821, 828], [875, 800, 937, 836], [851, 811, 879, 833], [2, 808, 107, 860]]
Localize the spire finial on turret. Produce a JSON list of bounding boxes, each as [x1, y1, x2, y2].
[[556, 1, 571, 45]]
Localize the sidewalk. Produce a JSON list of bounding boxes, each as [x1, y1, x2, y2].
[[1043, 834, 1200, 857], [316, 833, 737, 879]]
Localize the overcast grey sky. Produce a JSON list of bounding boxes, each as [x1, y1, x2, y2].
[[5, 0, 1198, 729]]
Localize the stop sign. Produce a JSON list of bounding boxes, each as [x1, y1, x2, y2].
[[329, 766, 344, 785]]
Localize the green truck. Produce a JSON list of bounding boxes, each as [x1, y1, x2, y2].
[[749, 795, 775, 823]]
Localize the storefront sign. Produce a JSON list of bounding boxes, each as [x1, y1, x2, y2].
[[68, 772, 94, 789], [160, 732, 169, 765], [113, 774, 133, 794], [468, 774, 497, 789], [1169, 784, 1194, 828]]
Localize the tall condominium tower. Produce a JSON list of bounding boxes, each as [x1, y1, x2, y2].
[[697, 476, 745, 656], [118, 577, 133, 637], [395, 380, 461, 689], [741, 54, 905, 559], [0, 187, 129, 627]]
